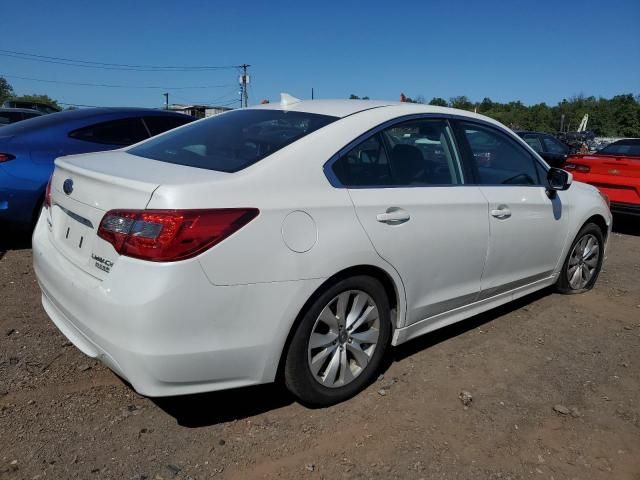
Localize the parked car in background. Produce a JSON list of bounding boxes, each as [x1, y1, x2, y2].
[[0, 108, 43, 125], [2, 100, 61, 115], [515, 130, 571, 167], [33, 98, 611, 406], [0, 108, 194, 228], [565, 138, 640, 216]]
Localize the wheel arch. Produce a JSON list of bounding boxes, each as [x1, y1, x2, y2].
[[582, 214, 609, 242], [274, 264, 403, 382]]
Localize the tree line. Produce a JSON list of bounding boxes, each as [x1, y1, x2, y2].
[[0, 77, 61, 111], [350, 93, 640, 137], [2, 74, 638, 137]]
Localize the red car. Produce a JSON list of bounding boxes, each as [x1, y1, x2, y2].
[[564, 138, 640, 216]]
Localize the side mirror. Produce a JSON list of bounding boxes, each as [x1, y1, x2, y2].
[[547, 168, 572, 191]]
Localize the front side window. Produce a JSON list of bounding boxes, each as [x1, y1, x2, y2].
[[332, 118, 464, 187], [129, 110, 337, 173], [70, 118, 149, 145], [460, 122, 540, 185]]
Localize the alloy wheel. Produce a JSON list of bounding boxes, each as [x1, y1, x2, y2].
[[307, 290, 380, 388], [567, 233, 600, 290]]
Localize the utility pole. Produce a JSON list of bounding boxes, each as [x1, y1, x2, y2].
[[239, 64, 250, 108], [311, 87, 314, 100], [163, 92, 169, 110]]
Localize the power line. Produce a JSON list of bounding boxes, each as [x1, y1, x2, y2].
[[0, 49, 241, 72], [0, 73, 234, 90]]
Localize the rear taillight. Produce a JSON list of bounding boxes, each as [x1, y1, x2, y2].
[[564, 163, 590, 173], [44, 175, 53, 209], [0, 153, 15, 163], [97, 208, 259, 262]]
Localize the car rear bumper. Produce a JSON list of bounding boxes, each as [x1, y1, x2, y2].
[[571, 172, 640, 207], [32, 213, 324, 397], [610, 201, 640, 216], [0, 166, 40, 225]]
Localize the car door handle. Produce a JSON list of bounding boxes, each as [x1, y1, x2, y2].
[[491, 207, 512, 219], [376, 208, 410, 225]]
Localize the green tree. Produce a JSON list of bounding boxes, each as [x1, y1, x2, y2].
[[428, 97, 448, 107], [10, 94, 60, 110], [449, 96, 474, 111], [0, 76, 14, 104]]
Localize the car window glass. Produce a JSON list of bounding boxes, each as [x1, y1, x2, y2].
[[598, 141, 640, 156], [461, 122, 540, 185], [522, 134, 543, 153], [542, 135, 568, 154], [381, 119, 464, 186], [0, 112, 22, 125], [332, 134, 392, 186], [129, 110, 337, 173], [69, 118, 149, 146], [143, 115, 193, 137]]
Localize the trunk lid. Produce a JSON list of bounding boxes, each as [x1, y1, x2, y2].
[[569, 154, 640, 205], [573, 154, 640, 179], [47, 150, 229, 279]]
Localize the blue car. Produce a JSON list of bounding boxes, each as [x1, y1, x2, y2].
[[0, 108, 193, 228]]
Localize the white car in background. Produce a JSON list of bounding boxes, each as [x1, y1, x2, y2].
[[33, 95, 611, 405]]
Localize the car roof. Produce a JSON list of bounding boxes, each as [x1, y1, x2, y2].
[[252, 99, 394, 117], [44, 107, 188, 120], [514, 130, 553, 135], [251, 98, 501, 123], [0, 107, 191, 137], [610, 138, 640, 146]]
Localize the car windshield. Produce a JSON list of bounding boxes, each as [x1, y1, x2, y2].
[[128, 109, 338, 173], [598, 140, 640, 157]]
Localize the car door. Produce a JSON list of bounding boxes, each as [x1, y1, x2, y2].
[[453, 120, 570, 299], [329, 117, 489, 326]]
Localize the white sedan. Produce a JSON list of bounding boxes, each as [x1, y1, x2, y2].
[[33, 96, 611, 405]]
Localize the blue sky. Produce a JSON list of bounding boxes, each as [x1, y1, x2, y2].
[[2, 0, 639, 108]]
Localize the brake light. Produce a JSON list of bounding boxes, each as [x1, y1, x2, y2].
[[44, 175, 53, 209], [564, 163, 590, 173], [97, 208, 259, 262], [0, 153, 15, 163]]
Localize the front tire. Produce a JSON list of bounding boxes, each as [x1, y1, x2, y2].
[[555, 223, 604, 294], [284, 276, 391, 406]]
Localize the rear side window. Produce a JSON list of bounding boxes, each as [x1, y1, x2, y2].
[[332, 118, 464, 187], [598, 140, 640, 157], [143, 115, 193, 136], [522, 134, 543, 153], [129, 110, 338, 173], [0, 111, 23, 125], [459, 122, 541, 185], [70, 118, 149, 146], [332, 134, 392, 186]]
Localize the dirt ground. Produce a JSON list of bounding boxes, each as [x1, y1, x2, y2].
[[1, 217, 639, 480]]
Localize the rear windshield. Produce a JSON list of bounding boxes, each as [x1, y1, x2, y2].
[[128, 109, 338, 172], [598, 140, 640, 157]]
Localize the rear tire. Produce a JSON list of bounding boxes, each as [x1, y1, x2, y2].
[[284, 276, 391, 406], [555, 223, 604, 294]]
